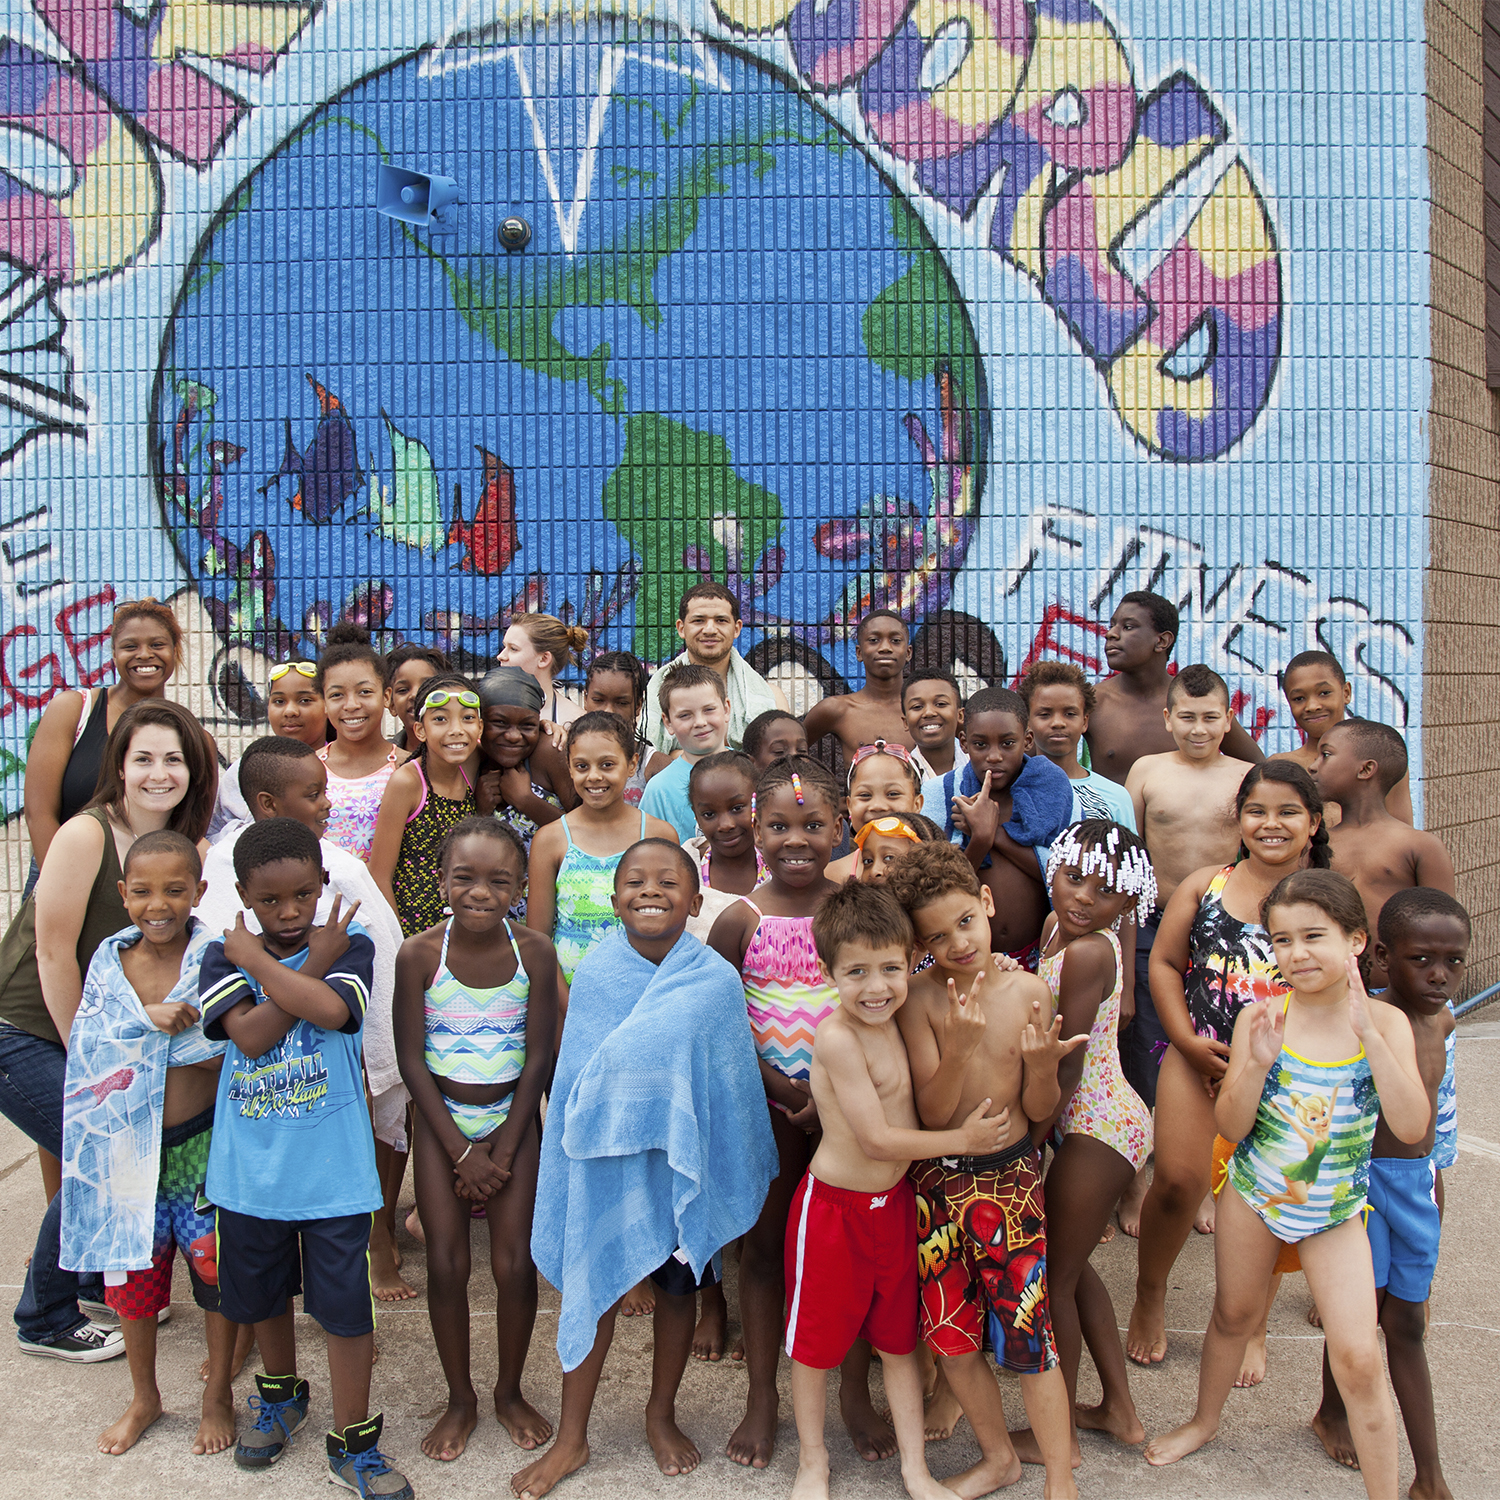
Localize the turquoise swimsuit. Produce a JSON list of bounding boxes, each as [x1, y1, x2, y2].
[[1228, 1004, 1377, 1244]]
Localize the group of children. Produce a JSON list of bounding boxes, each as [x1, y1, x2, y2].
[[49, 597, 1468, 1500]]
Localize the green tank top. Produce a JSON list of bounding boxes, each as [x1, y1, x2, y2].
[[0, 808, 129, 1046]]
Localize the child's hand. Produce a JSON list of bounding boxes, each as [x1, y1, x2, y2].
[[991, 952, 1021, 972], [476, 768, 504, 816], [954, 772, 1000, 844], [1245, 999, 1286, 1070], [958, 1097, 1010, 1156], [453, 1140, 510, 1200], [939, 974, 988, 1057], [1020, 1005, 1089, 1075], [540, 720, 568, 751], [222, 912, 265, 969], [784, 1079, 819, 1132], [1346, 956, 1377, 1041], [306, 894, 359, 970], [1182, 1032, 1232, 1083], [144, 1000, 200, 1036], [498, 766, 536, 810]]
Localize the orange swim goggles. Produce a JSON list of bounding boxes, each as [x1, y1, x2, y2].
[[853, 815, 923, 851], [268, 661, 317, 683]]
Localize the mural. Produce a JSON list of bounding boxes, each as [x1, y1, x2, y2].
[[0, 0, 1428, 826]]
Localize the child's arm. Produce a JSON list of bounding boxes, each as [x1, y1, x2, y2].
[[641, 813, 680, 844], [524, 822, 564, 936], [905, 974, 989, 1129], [1222, 718, 1267, 766], [367, 762, 422, 914], [1350, 960, 1429, 1143], [1020, 959, 1093, 1129], [530, 738, 580, 813], [1117, 910, 1137, 1024], [1150, 871, 1231, 1084], [820, 1023, 1009, 1162], [1413, 832, 1456, 895], [1214, 1001, 1282, 1142], [484, 928, 559, 1179], [1124, 761, 1148, 840], [989, 824, 1047, 884]]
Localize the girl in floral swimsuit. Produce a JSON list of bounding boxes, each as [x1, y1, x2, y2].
[[1035, 819, 1158, 1456]]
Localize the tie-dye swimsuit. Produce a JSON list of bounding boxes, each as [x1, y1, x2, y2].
[[1228, 1000, 1377, 1243], [1184, 866, 1289, 1044], [424, 919, 529, 1140], [739, 901, 839, 1085], [551, 811, 646, 985]]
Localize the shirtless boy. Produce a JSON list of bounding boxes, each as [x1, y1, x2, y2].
[[785, 880, 1006, 1500], [803, 611, 913, 762], [889, 843, 1079, 1500], [1309, 720, 1453, 986], [1086, 591, 1264, 784], [1273, 651, 1413, 824], [947, 688, 1073, 967]]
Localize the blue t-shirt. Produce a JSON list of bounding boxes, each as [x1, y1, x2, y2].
[[640, 755, 699, 842], [201, 925, 380, 1220], [1068, 770, 1137, 832]]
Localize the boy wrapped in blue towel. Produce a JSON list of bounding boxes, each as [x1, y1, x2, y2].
[[516, 838, 776, 1499]]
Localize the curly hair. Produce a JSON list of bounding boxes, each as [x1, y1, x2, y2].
[[756, 754, 841, 815], [812, 880, 915, 967], [1166, 662, 1230, 710], [1378, 887, 1472, 946], [316, 623, 383, 690], [1018, 659, 1096, 715], [886, 840, 981, 915], [1234, 761, 1331, 869]]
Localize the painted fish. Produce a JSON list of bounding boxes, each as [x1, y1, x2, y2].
[[449, 446, 520, 575], [260, 374, 363, 523], [66, 1067, 135, 1107]]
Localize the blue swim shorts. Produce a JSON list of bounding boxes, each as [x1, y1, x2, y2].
[[1365, 1155, 1441, 1304]]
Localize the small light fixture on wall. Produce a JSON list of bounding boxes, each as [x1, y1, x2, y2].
[[498, 215, 531, 252]]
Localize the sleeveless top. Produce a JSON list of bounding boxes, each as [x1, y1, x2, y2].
[[740, 900, 840, 1081], [552, 810, 646, 984], [623, 742, 651, 807], [318, 743, 401, 861], [1184, 866, 1288, 1044], [423, 919, 528, 1087], [59, 688, 110, 824], [1228, 1000, 1377, 1243], [1040, 927, 1152, 1172], [0, 808, 128, 1046], [492, 760, 562, 920], [392, 761, 477, 937]]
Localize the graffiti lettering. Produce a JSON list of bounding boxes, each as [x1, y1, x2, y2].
[[0, 587, 115, 724], [717, 0, 1282, 459]]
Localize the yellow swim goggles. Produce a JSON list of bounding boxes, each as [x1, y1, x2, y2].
[[268, 661, 317, 683], [422, 689, 481, 710]]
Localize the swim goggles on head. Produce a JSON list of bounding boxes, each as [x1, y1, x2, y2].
[[846, 738, 919, 790], [853, 815, 923, 851], [268, 661, 317, 683], [422, 689, 481, 710]]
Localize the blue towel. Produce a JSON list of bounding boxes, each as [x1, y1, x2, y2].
[[60, 920, 224, 1275], [942, 754, 1075, 870], [533, 926, 776, 1371]]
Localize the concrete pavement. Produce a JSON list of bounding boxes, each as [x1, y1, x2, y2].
[[2, 1017, 1497, 1498]]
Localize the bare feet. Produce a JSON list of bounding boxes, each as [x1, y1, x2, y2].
[[729, 1336, 745, 1361], [923, 1368, 965, 1442], [98, 1393, 163, 1455], [1234, 1331, 1267, 1388], [791, 1448, 831, 1500], [1311, 1407, 1359, 1469], [1098, 1221, 1116, 1245], [422, 1398, 478, 1461], [370, 1240, 418, 1302], [1307, 1303, 1323, 1329], [1126, 1294, 1168, 1365], [1144, 1418, 1218, 1466], [512, 1437, 589, 1498], [496, 1389, 554, 1451], [692, 1283, 727, 1361], [904, 1468, 971, 1500], [1117, 1168, 1148, 1238], [1010, 1426, 1081, 1469], [842, 1377, 899, 1461], [944, 1453, 1021, 1498], [1409, 1477, 1455, 1500], [405, 1206, 426, 1245], [1193, 1192, 1216, 1235], [1075, 1397, 1145, 1446], [621, 1279, 655, 1316], [727, 1390, 778, 1468], [646, 1410, 701, 1476], [192, 1392, 236, 1455]]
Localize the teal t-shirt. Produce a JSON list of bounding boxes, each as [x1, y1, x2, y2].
[[1069, 770, 1137, 832], [641, 755, 698, 841]]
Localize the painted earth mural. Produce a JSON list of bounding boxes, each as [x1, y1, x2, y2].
[[152, 25, 989, 690]]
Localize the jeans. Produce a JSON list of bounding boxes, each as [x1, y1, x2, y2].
[[0, 1021, 100, 1340], [1119, 907, 1169, 1110]]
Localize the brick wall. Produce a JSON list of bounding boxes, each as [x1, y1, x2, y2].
[[1427, 0, 1500, 989]]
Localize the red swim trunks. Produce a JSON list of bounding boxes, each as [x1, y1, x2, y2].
[[910, 1145, 1058, 1373], [784, 1172, 918, 1369]]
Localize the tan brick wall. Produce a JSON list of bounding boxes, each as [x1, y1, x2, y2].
[[1427, 0, 1500, 989]]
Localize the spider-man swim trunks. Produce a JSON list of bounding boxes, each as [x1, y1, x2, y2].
[[909, 1138, 1057, 1373]]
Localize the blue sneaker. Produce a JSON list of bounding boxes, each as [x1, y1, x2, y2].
[[326, 1414, 413, 1499], [234, 1372, 310, 1468]]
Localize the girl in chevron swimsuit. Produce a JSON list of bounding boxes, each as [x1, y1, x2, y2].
[[395, 817, 559, 1462], [707, 756, 859, 1469]]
